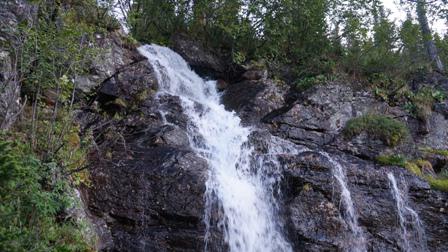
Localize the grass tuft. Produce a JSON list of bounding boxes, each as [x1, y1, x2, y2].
[[426, 177, 448, 192]]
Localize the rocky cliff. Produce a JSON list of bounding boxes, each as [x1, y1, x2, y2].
[[73, 34, 448, 252]]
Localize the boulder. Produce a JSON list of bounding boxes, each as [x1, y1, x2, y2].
[[96, 60, 157, 112], [216, 79, 228, 92]]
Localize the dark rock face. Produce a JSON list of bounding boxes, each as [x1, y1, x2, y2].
[[77, 36, 448, 252], [85, 135, 208, 251], [170, 34, 226, 78], [222, 79, 287, 125], [76, 37, 211, 251], [170, 33, 244, 81], [79, 90, 209, 251]]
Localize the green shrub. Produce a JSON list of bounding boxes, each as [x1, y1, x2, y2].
[[369, 73, 407, 103], [376, 154, 406, 166], [426, 177, 448, 192], [408, 87, 446, 120], [343, 114, 409, 146], [0, 141, 93, 251]]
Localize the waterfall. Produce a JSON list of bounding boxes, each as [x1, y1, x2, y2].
[[320, 152, 366, 252], [387, 173, 427, 252], [138, 44, 293, 252]]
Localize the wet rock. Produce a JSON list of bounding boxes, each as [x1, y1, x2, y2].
[[96, 60, 157, 114], [222, 79, 287, 125], [79, 93, 209, 251], [280, 150, 448, 252], [86, 138, 208, 251], [261, 83, 448, 162], [287, 190, 347, 251], [76, 41, 211, 251], [153, 125, 190, 147]]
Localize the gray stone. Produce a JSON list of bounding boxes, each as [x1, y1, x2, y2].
[[75, 32, 144, 94]]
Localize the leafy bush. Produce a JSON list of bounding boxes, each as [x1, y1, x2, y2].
[[343, 114, 409, 146], [20, 2, 98, 98], [410, 87, 446, 120], [0, 140, 93, 251], [368, 73, 407, 104]]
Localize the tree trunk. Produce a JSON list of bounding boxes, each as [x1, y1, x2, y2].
[[416, 0, 445, 72]]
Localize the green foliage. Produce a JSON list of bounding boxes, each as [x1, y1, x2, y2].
[[369, 73, 407, 104], [426, 177, 448, 192], [129, 0, 447, 85], [295, 75, 328, 92], [435, 34, 448, 69], [375, 154, 426, 176], [0, 140, 93, 251], [131, 0, 331, 70], [399, 19, 427, 72], [376, 154, 407, 167], [12, 0, 102, 181], [375, 149, 448, 191], [343, 114, 409, 146], [421, 147, 448, 157], [20, 1, 99, 98], [408, 86, 446, 119], [359, 5, 400, 77], [129, 0, 187, 45], [0, 1, 117, 249], [405, 161, 423, 176]]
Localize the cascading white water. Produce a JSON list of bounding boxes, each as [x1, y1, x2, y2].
[[138, 44, 293, 252], [387, 173, 427, 252], [319, 152, 366, 252]]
